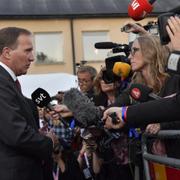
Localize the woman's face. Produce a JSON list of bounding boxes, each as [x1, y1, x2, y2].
[[100, 80, 115, 93], [129, 40, 146, 72]]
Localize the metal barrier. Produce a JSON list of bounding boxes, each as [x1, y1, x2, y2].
[[141, 130, 180, 180]]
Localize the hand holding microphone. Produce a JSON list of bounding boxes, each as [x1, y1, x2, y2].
[[53, 104, 73, 118], [31, 88, 70, 128], [103, 107, 125, 129]]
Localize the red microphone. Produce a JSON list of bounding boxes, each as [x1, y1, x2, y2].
[[128, 0, 156, 21]]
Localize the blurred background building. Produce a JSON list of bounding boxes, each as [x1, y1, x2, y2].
[[0, 0, 179, 74]]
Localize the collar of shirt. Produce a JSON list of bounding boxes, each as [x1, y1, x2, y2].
[[0, 61, 17, 81]]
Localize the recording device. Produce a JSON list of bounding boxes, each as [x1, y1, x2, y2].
[[101, 69, 119, 84], [63, 88, 121, 145], [167, 51, 180, 74], [31, 88, 70, 128], [95, 42, 130, 57], [128, 0, 156, 21], [104, 56, 131, 83], [113, 62, 131, 80], [158, 12, 180, 45], [63, 88, 100, 127], [129, 83, 162, 102], [95, 42, 119, 49], [95, 42, 131, 83], [121, 24, 132, 33]]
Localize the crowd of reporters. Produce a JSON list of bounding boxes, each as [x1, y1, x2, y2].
[[0, 2, 179, 179], [31, 12, 180, 180]]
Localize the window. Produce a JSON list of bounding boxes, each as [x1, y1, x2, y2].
[[34, 32, 63, 64], [82, 31, 109, 61]]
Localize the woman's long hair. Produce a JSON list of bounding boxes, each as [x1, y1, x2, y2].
[[131, 35, 170, 93]]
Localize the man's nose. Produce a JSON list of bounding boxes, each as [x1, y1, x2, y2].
[[29, 52, 35, 62]]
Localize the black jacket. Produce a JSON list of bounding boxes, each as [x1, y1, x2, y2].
[[126, 75, 180, 127], [0, 66, 53, 180]]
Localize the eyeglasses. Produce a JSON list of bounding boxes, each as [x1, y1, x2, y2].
[[130, 47, 140, 56], [78, 78, 92, 84]]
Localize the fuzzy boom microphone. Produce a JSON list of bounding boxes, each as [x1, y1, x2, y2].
[[63, 88, 102, 127]]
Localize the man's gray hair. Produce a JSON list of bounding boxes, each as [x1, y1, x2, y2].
[[77, 65, 97, 80]]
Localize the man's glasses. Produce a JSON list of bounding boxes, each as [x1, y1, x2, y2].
[[78, 79, 92, 84], [130, 47, 140, 56]]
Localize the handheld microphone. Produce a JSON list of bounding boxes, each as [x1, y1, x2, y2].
[[31, 88, 70, 128], [113, 62, 131, 80], [94, 42, 119, 49], [128, 0, 156, 21], [129, 83, 162, 102]]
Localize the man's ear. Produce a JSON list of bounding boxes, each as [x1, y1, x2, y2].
[[2, 47, 12, 59]]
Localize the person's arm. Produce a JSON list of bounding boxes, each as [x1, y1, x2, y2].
[[127, 94, 180, 126], [103, 93, 180, 129], [122, 22, 149, 35]]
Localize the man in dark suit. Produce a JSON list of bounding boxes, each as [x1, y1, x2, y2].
[[0, 27, 55, 180], [102, 15, 180, 129]]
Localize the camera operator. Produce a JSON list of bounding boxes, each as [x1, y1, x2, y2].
[[103, 16, 180, 130]]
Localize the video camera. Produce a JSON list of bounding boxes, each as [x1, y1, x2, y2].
[[94, 42, 131, 84], [158, 12, 180, 45], [158, 10, 180, 75]]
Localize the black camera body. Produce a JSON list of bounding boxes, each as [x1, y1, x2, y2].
[[158, 12, 180, 45]]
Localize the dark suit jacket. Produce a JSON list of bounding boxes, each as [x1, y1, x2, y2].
[[0, 66, 53, 180]]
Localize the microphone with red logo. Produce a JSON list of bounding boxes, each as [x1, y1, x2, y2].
[[128, 0, 156, 21], [129, 83, 162, 102]]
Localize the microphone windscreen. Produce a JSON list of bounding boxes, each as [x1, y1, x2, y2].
[[94, 42, 117, 49], [129, 83, 152, 102], [128, 0, 154, 21], [31, 88, 51, 107], [113, 62, 131, 79], [63, 88, 100, 127]]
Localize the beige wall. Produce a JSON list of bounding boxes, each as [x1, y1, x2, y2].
[[0, 17, 156, 75], [73, 17, 156, 72]]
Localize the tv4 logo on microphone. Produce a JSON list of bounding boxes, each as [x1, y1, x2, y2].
[[131, 0, 140, 10], [128, 0, 155, 21]]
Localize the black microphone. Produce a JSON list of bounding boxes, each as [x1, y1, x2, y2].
[[94, 42, 119, 49], [31, 88, 70, 128], [129, 83, 162, 102]]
